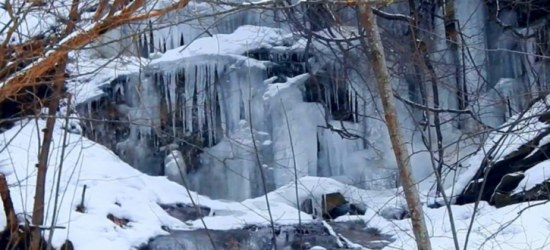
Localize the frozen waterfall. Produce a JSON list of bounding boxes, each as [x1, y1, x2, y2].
[[73, 1, 550, 201]]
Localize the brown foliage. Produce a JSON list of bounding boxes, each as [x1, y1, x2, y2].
[[0, 0, 190, 103]]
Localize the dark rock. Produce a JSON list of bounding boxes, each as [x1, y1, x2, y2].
[[324, 203, 350, 220], [301, 193, 366, 220], [492, 173, 525, 207], [380, 206, 409, 220], [0, 82, 65, 132], [60, 240, 75, 250], [509, 180, 550, 205], [455, 102, 550, 207], [0, 225, 52, 250], [321, 192, 347, 220], [349, 203, 366, 215], [300, 197, 316, 216], [496, 0, 550, 26], [160, 203, 211, 222]]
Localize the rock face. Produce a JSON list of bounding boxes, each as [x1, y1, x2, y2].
[[455, 98, 550, 207], [76, 25, 402, 201], [143, 221, 393, 250], [73, 1, 550, 201]]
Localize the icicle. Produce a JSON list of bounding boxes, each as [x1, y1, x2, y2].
[[354, 92, 359, 123], [325, 82, 331, 115], [148, 20, 155, 53], [169, 71, 177, 136], [351, 86, 355, 121], [197, 65, 205, 140], [184, 64, 195, 135], [177, 68, 185, 136], [205, 64, 212, 146], [213, 66, 220, 141], [157, 38, 162, 53], [334, 65, 340, 113], [209, 63, 217, 144]]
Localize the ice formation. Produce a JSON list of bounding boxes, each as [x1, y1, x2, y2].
[[68, 1, 550, 201]]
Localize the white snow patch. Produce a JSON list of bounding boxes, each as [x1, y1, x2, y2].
[[2, 120, 550, 249], [152, 25, 296, 64], [513, 161, 550, 194]]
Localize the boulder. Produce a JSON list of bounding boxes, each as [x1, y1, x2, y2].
[[455, 99, 550, 207], [300, 192, 366, 220], [380, 206, 409, 220], [160, 203, 211, 222], [300, 197, 316, 217], [321, 192, 349, 220], [492, 173, 525, 207], [325, 203, 350, 220], [349, 203, 367, 215]]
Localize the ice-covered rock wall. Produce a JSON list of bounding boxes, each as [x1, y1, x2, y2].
[[76, 22, 414, 200], [92, 2, 284, 58], [73, 1, 550, 200]]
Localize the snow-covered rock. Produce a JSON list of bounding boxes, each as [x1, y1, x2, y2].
[[453, 96, 550, 207]]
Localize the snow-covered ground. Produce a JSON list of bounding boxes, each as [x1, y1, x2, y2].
[[1, 118, 550, 249], [0, 119, 306, 249], [2, 1, 550, 249]]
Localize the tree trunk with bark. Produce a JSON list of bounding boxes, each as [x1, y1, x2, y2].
[[0, 174, 21, 247], [29, 57, 66, 250], [358, 3, 432, 250]]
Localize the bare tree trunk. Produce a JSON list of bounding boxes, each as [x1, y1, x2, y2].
[[358, 4, 432, 250], [0, 174, 21, 247], [29, 57, 67, 250]]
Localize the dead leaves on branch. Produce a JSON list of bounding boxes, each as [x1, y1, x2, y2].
[[0, 0, 191, 102]]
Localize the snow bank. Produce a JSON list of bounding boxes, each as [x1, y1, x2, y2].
[[2, 119, 550, 249], [0, 119, 192, 249], [0, 118, 349, 248], [0, 118, 285, 249]]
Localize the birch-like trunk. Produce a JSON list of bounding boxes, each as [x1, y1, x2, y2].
[[358, 3, 432, 250]]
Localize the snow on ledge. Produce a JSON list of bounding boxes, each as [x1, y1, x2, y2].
[[150, 25, 297, 65]]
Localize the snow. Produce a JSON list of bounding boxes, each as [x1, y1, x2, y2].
[[0, 119, 187, 249], [151, 25, 296, 65], [513, 161, 550, 194], [0, 118, 306, 248], [2, 119, 550, 249], [0, 118, 318, 247], [4, 1, 550, 249], [257, 176, 550, 250], [67, 54, 146, 105], [450, 96, 550, 198]]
